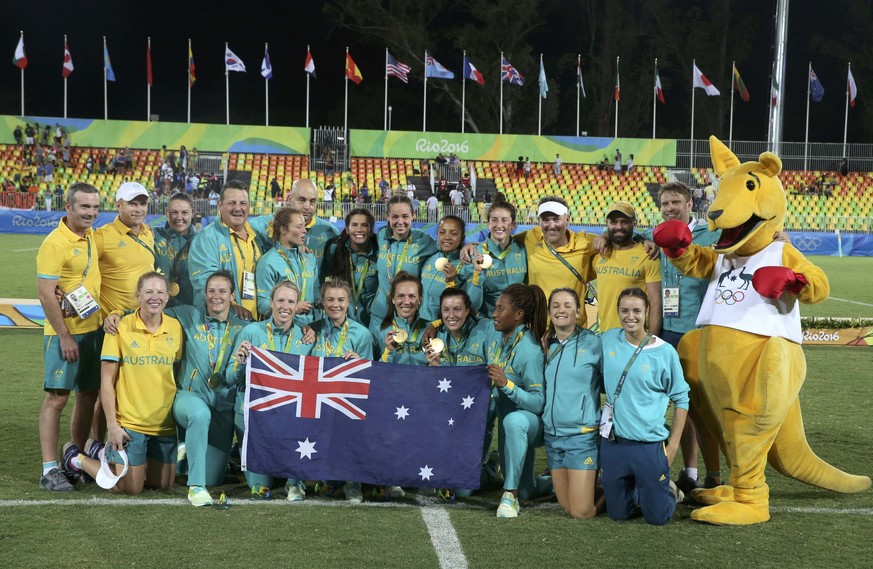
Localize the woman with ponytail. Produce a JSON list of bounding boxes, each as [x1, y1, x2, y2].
[[320, 208, 378, 326]]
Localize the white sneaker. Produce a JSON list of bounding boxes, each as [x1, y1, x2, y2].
[[496, 491, 519, 518], [386, 485, 405, 499], [286, 481, 306, 502], [188, 485, 213, 507], [344, 483, 363, 504], [669, 480, 685, 504]]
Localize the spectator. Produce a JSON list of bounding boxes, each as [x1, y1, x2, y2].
[[360, 182, 369, 203], [406, 182, 415, 200], [516, 156, 524, 177], [554, 153, 562, 176], [626, 154, 635, 173], [24, 122, 35, 145], [116, 150, 127, 173], [208, 188, 219, 213], [179, 145, 189, 170], [426, 194, 439, 222], [13, 124, 23, 145], [613, 149, 622, 175], [449, 185, 464, 207], [692, 186, 704, 214], [270, 177, 282, 201], [524, 157, 531, 178], [839, 158, 848, 177], [323, 146, 335, 177], [41, 124, 51, 145], [323, 181, 335, 203]]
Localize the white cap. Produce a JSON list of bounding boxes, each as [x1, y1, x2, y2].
[[95, 446, 129, 489], [538, 201, 569, 217], [115, 181, 150, 202]]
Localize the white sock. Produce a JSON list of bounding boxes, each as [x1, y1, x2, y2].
[[684, 467, 698, 480]]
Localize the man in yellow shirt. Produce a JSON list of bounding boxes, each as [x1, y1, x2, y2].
[[36, 182, 102, 491], [589, 202, 662, 334], [94, 182, 156, 317]]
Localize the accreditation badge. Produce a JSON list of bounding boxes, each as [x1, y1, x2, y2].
[[663, 287, 679, 317], [64, 285, 100, 319], [241, 271, 256, 300], [599, 402, 614, 440]]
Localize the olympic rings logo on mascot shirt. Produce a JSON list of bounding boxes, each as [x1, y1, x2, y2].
[[714, 288, 746, 305]]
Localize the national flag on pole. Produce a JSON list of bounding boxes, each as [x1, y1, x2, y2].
[[261, 47, 273, 79], [501, 57, 524, 86], [538, 58, 548, 99], [654, 62, 665, 104], [692, 63, 719, 96], [463, 55, 484, 85], [225, 47, 246, 72], [847, 67, 858, 108], [147, 42, 153, 86], [614, 61, 620, 101], [732, 65, 750, 102], [809, 66, 824, 102], [386, 51, 412, 84], [346, 52, 363, 84], [771, 73, 779, 107], [12, 35, 27, 69], [62, 39, 74, 78], [426, 55, 454, 79], [242, 350, 490, 488], [577, 60, 587, 98], [188, 44, 196, 87], [304, 48, 316, 78], [104, 44, 116, 82]]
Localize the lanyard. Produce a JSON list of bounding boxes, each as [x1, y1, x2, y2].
[[546, 328, 580, 366], [444, 331, 469, 365], [80, 236, 93, 285], [388, 237, 413, 280], [483, 238, 514, 261], [266, 322, 294, 352], [324, 320, 350, 356], [207, 320, 232, 374], [170, 235, 194, 285], [233, 231, 258, 272], [610, 333, 653, 404], [128, 229, 157, 265], [494, 330, 525, 368], [543, 238, 585, 284], [277, 247, 308, 302], [350, 255, 370, 306]]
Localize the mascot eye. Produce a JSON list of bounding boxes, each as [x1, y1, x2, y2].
[[746, 180, 756, 191]]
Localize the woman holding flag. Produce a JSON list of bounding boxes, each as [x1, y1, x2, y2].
[[227, 281, 312, 501], [320, 209, 378, 327]]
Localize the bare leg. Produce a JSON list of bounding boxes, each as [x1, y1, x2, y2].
[[70, 391, 98, 450], [39, 390, 70, 463]]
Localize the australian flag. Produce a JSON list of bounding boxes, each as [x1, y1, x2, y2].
[[242, 349, 490, 488]]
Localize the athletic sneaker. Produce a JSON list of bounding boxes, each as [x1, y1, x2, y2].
[[250, 484, 272, 500], [62, 442, 82, 474], [703, 476, 722, 489], [496, 491, 519, 518], [436, 488, 455, 504], [188, 485, 213, 507], [669, 480, 685, 504], [385, 485, 405, 499], [39, 467, 75, 492], [314, 481, 335, 497], [344, 483, 363, 504], [675, 472, 699, 496], [286, 481, 306, 502], [84, 438, 105, 460]]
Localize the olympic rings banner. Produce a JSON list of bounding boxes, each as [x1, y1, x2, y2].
[[349, 130, 677, 165], [1, 116, 310, 154]]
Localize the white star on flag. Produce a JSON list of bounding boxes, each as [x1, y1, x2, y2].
[[448, 418, 455, 426], [418, 465, 434, 481], [461, 396, 475, 409], [395, 405, 410, 420], [437, 378, 452, 392], [295, 438, 317, 460]]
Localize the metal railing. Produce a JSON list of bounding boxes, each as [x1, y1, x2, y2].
[[677, 139, 873, 172]]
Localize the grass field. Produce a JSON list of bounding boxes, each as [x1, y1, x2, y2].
[[1, 231, 872, 568]]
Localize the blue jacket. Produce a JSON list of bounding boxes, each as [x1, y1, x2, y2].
[[153, 223, 197, 307], [309, 316, 375, 361], [467, 235, 527, 317], [254, 244, 319, 324], [319, 236, 379, 327], [369, 227, 437, 326], [433, 316, 491, 366], [420, 249, 475, 322], [543, 327, 603, 437], [484, 324, 545, 416], [372, 314, 431, 366]]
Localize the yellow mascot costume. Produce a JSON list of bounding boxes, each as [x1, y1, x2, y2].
[[652, 136, 870, 525]]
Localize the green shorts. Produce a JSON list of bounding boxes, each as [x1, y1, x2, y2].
[[106, 428, 177, 467], [43, 329, 102, 392], [544, 432, 600, 471]]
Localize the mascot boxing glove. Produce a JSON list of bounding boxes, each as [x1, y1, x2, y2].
[[752, 266, 809, 299], [652, 220, 692, 258]]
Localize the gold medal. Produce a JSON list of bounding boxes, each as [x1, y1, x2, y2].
[[480, 254, 493, 269], [169, 282, 180, 297], [208, 373, 221, 389], [429, 338, 445, 352], [393, 329, 408, 344], [434, 257, 449, 272]]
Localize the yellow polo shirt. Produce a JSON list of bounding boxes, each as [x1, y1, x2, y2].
[[36, 218, 102, 335], [94, 217, 156, 317], [229, 222, 260, 317], [590, 243, 662, 332], [520, 227, 598, 327], [101, 310, 183, 436]]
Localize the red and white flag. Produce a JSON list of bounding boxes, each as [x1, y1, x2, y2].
[[692, 63, 719, 96], [654, 62, 665, 104], [848, 67, 858, 108], [62, 39, 74, 78], [12, 35, 27, 69], [304, 47, 316, 78]]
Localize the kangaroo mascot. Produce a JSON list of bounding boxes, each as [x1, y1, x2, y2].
[[653, 136, 870, 525]]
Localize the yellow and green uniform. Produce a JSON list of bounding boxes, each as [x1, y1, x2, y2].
[[101, 310, 183, 436], [520, 228, 597, 327], [420, 249, 475, 322], [305, 216, 341, 263], [320, 236, 378, 327], [467, 235, 527, 317], [153, 223, 197, 307], [309, 316, 374, 361], [369, 227, 437, 326], [589, 243, 661, 332], [372, 315, 431, 366], [94, 217, 156, 317], [188, 217, 262, 318], [255, 244, 319, 324]]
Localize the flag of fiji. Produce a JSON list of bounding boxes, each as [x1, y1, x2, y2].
[[242, 349, 490, 488]]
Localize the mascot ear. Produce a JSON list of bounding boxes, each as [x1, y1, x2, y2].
[[758, 152, 783, 177], [710, 136, 740, 176]]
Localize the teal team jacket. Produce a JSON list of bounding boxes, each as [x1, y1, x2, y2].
[[254, 244, 319, 324], [369, 227, 438, 326], [543, 327, 604, 437], [484, 324, 545, 416], [467, 235, 527, 317], [419, 249, 476, 322], [308, 316, 375, 361], [153, 223, 197, 307], [372, 314, 432, 366], [319, 236, 379, 327]]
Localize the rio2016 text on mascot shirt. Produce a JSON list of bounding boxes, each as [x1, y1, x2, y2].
[[652, 135, 871, 526]]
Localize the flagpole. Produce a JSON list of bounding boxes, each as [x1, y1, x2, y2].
[[538, 53, 543, 136], [843, 62, 851, 158], [804, 62, 812, 171], [344, 47, 349, 142], [423, 50, 428, 133], [63, 35, 68, 120], [265, 43, 270, 126], [499, 51, 504, 135], [384, 48, 389, 131], [614, 56, 619, 138], [225, 42, 230, 125], [103, 36, 109, 120], [147, 37, 151, 122], [652, 58, 657, 140], [305, 46, 311, 128], [690, 59, 696, 170], [187, 39, 192, 124], [19, 31, 25, 117], [461, 51, 467, 134], [729, 61, 736, 147]]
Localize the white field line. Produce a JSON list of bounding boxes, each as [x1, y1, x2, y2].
[[416, 495, 468, 569], [0, 497, 870, 517], [828, 296, 873, 308], [12, 247, 39, 252]]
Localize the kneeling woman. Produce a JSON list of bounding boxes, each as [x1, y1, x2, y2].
[[63, 272, 183, 495], [542, 288, 604, 519], [227, 281, 312, 500], [599, 287, 688, 526], [486, 284, 552, 518]]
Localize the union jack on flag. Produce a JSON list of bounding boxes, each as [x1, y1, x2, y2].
[[247, 348, 371, 420], [501, 57, 524, 86]]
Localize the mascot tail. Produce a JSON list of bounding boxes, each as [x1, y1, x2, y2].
[[768, 398, 871, 493]]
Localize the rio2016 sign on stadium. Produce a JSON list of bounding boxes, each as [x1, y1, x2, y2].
[[415, 138, 471, 155]]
